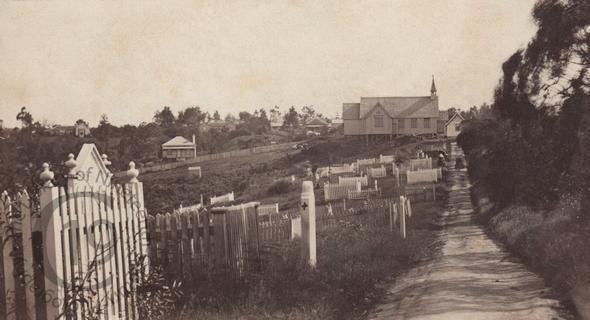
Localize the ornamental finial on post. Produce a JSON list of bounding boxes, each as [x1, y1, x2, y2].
[[64, 153, 77, 179], [101, 154, 111, 167], [40, 163, 54, 187], [127, 161, 139, 183]]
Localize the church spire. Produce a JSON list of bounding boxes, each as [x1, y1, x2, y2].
[[430, 75, 437, 96]]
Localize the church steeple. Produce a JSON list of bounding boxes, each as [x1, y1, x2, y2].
[[430, 76, 437, 99]]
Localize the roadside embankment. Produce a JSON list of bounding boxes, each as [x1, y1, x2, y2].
[[472, 189, 590, 319]]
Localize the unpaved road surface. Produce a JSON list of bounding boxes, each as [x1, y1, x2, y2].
[[368, 142, 575, 320]]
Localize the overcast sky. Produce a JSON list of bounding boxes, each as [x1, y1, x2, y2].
[[0, 0, 538, 127]]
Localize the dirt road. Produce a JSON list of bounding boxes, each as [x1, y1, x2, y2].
[[368, 142, 574, 320]]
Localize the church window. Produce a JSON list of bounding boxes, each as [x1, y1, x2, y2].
[[424, 118, 430, 128], [374, 115, 384, 128], [398, 119, 405, 129], [411, 118, 417, 128]]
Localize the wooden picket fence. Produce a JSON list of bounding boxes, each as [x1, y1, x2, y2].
[[404, 183, 437, 202], [368, 166, 387, 178], [323, 183, 360, 201], [338, 176, 368, 187], [210, 192, 235, 205], [407, 169, 438, 184], [356, 158, 376, 166], [409, 157, 433, 170], [348, 188, 380, 200], [378, 154, 395, 163], [0, 182, 147, 320], [147, 202, 261, 279]]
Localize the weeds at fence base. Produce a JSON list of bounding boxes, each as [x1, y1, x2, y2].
[[142, 200, 442, 320]]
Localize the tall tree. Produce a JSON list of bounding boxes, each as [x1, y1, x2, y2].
[[16, 107, 33, 128], [153, 106, 176, 127], [177, 106, 206, 127], [283, 106, 299, 128]]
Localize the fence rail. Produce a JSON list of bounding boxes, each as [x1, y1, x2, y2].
[[114, 142, 300, 176]]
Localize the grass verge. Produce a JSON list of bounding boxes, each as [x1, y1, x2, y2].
[[477, 193, 590, 319]]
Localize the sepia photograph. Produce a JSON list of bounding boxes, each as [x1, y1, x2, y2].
[[0, 0, 589, 319]]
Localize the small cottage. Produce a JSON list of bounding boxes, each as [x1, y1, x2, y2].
[[445, 113, 465, 138], [162, 136, 196, 161]]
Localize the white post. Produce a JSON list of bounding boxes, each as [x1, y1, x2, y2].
[[301, 181, 316, 267], [399, 196, 406, 239], [291, 217, 302, 239]]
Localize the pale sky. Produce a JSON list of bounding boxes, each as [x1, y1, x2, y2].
[[0, 0, 538, 128]]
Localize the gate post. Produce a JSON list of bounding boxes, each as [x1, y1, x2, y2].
[[39, 163, 65, 320]]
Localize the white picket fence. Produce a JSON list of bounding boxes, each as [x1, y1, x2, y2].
[[176, 202, 203, 214], [338, 176, 368, 187], [406, 169, 439, 184], [258, 203, 280, 223], [324, 183, 361, 201], [0, 183, 146, 320], [210, 192, 235, 205], [317, 164, 356, 178], [356, 158, 376, 167], [378, 154, 395, 163], [368, 166, 387, 178], [0, 144, 148, 320], [409, 157, 433, 170]]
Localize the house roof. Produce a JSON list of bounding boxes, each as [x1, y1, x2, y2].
[[342, 103, 361, 119], [445, 112, 465, 126], [359, 96, 438, 119], [162, 136, 195, 148], [305, 118, 329, 126]]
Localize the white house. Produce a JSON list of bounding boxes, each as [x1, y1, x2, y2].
[[162, 135, 197, 161], [445, 112, 465, 138]]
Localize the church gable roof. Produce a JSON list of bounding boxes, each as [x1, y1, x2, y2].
[[342, 103, 360, 119], [359, 96, 438, 119], [362, 102, 393, 119], [445, 112, 465, 126]]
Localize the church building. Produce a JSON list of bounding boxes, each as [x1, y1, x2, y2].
[[343, 78, 441, 141]]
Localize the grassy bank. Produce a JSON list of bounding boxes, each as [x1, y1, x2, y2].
[[475, 193, 590, 318], [145, 200, 443, 320]]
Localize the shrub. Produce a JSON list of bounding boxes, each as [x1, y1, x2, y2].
[[266, 180, 291, 196]]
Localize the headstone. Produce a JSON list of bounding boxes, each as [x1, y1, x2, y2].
[[73, 144, 112, 187]]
